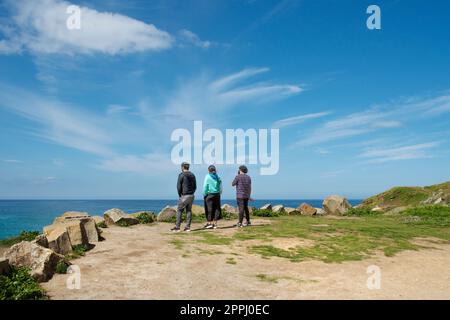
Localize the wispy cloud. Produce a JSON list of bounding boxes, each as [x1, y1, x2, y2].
[[358, 142, 440, 163], [165, 67, 303, 118], [3, 159, 23, 164], [178, 29, 212, 49], [272, 111, 331, 129], [0, 0, 173, 55], [292, 94, 450, 148]]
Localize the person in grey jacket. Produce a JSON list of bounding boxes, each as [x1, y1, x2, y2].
[[171, 162, 196, 232]]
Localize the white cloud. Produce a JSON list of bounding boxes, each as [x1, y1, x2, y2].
[[0, 0, 173, 55], [178, 29, 211, 49], [165, 68, 303, 118], [272, 111, 331, 128], [358, 142, 440, 163]]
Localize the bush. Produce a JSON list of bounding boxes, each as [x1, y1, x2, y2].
[[136, 212, 155, 224], [96, 221, 107, 228], [345, 207, 382, 217], [252, 208, 279, 217], [55, 261, 69, 274], [0, 266, 47, 300], [0, 230, 40, 247], [66, 244, 89, 260]]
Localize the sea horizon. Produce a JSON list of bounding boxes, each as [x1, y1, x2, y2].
[[0, 199, 362, 240]]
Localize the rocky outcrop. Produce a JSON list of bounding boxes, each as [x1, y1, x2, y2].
[[157, 206, 177, 222], [44, 211, 100, 253], [4, 241, 66, 282], [323, 195, 352, 215], [260, 204, 272, 211], [104, 208, 139, 226], [92, 216, 105, 224], [0, 258, 10, 275], [285, 207, 301, 215], [421, 191, 450, 205], [191, 205, 205, 216], [221, 204, 237, 214], [315, 208, 326, 215], [47, 226, 72, 255], [272, 205, 285, 214], [298, 203, 317, 216]]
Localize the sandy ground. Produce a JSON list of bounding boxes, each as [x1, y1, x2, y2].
[[41, 220, 450, 300]]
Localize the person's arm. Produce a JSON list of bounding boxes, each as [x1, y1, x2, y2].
[[232, 175, 238, 186], [203, 175, 209, 196], [177, 174, 183, 197], [248, 176, 252, 197], [192, 175, 197, 193]]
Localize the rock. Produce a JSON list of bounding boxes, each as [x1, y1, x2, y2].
[[104, 208, 139, 226], [322, 195, 352, 215], [157, 206, 177, 222], [371, 206, 384, 212], [53, 211, 90, 224], [421, 191, 450, 205], [191, 204, 205, 216], [5, 241, 66, 282], [260, 204, 272, 211], [92, 216, 105, 224], [298, 203, 317, 216], [0, 258, 10, 275], [285, 207, 301, 215], [47, 226, 72, 255], [82, 218, 99, 243], [32, 234, 49, 248], [385, 206, 409, 215], [272, 204, 285, 214], [221, 204, 237, 214], [315, 208, 326, 215]]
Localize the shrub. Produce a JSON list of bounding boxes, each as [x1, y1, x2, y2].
[[66, 244, 89, 260], [252, 208, 279, 217], [55, 261, 69, 274], [345, 207, 382, 217], [0, 266, 47, 300], [136, 212, 155, 224], [402, 205, 450, 227], [96, 221, 107, 228], [0, 230, 40, 247]]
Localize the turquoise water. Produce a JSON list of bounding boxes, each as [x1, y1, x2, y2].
[[0, 199, 361, 240]]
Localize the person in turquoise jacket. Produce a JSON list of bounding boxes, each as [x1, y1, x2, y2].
[[203, 165, 222, 229]]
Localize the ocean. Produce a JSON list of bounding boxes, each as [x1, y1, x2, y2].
[[0, 199, 362, 240]]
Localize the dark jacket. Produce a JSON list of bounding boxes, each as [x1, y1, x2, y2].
[[232, 174, 251, 199], [177, 171, 197, 197]]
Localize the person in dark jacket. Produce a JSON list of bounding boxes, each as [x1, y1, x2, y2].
[[232, 165, 252, 228], [171, 162, 196, 232]]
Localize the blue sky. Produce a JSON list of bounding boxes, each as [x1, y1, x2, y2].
[[0, 0, 450, 199]]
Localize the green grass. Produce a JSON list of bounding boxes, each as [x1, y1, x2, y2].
[[255, 274, 279, 283], [0, 230, 40, 247], [170, 239, 184, 250], [66, 244, 89, 260], [0, 267, 47, 300], [226, 257, 237, 265], [345, 207, 383, 216], [252, 208, 280, 217], [168, 211, 237, 224], [188, 205, 450, 263]]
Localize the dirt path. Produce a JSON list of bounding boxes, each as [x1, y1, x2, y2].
[[41, 220, 450, 300]]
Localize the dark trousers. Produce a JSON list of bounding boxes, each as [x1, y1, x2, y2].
[[237, 198, 250, 224], [205, 193, 221, 222]]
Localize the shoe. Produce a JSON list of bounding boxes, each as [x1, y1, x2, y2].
[[184, 227, 191, 232], [213, 224, 218, 229], [236, 223, 243, 228], [205, 224, 213, 229], [244, 221, 251, 227], [171, 227, 181, 232]]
